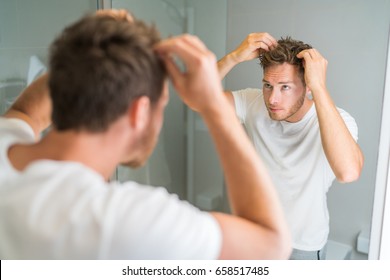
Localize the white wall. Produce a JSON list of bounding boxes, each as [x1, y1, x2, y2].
[[225, 0, 390, 259], [0, 0, 96, 82]]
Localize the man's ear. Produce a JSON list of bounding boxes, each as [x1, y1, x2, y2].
[[128, 96, 151, 131]]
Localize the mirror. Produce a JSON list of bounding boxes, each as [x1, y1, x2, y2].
[[370, 27, 390, 260], [108, 0, 390, 260], [1, 0, 389, 260]]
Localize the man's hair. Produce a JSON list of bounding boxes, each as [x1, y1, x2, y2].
[[260, 36, 312, 83], [49, 13, 166, 132]]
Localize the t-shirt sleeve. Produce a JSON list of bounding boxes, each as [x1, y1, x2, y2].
[[337, 108, 358, 142], [0, 117, 35, 174], [104, 182, 222, 259], [232, 88, 262, 123], [0, 117, 35, 141]]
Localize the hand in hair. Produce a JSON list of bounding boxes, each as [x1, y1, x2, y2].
[[217, 32, 277, 80], [155, 34, 224, 114], [230, 32, 278, 63], [297, 48, 328, 93]]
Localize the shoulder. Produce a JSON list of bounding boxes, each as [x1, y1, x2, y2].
[[335, 107, 358, 127], [232, 88, 263, 105], [335, 107, 359, 139], [0, 117, 35, 142], [0, 118, 35, 173], [232, 88, 262, 97]]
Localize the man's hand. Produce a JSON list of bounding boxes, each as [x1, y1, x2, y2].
[[297, 49, 328, 93], [217, 32, 277, 80], [230, 32, 278, 64], [95, 9, 133, 22], [155, 34, 224, 114]]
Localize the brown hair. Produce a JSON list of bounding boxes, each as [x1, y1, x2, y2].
[[49, 13, 166, 132], [260, 36, 312, 83]]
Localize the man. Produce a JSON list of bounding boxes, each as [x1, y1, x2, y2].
[[0, 11, 291, 259], [218, 33, 364, 259]]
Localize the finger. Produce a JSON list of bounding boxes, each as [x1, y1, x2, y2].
[[156, 34, 207, 56], [245, 39, 272, 52], [296, 49, 313, 60], [95, 9, 133, 22], [160, 54, 183, 86], [155, 36, 211, 73], [250, 33, 278, 49], [261, 35, 278, 49], [259, 41, 273, 51], [162, 54, 181, 77], [310, 49, 324, 60], [181, 34, 209, 52]]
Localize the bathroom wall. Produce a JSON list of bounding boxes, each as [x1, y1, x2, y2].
[[0, 0, 96, 82], [224, 0, 390, 259]]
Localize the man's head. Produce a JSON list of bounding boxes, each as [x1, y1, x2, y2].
[[259, 37, 313, 122], [260, 37, 312, 85], [48, 12, 167, 132]]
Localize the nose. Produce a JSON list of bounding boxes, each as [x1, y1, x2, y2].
[[269, 89, 281, 105]]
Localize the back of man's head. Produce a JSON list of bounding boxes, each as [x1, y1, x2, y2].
[[260, 36, 312, 83], [49, 13, 167, 132]]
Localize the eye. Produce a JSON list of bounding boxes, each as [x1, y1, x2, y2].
[[281, 85, 291, 90], [263, 83, 272, 89]]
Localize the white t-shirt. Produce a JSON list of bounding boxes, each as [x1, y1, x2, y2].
[[233, 88, 358, 251], [0, 118, 222, 259]]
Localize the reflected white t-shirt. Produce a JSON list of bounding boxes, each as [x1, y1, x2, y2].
[[233, 88, 358, 251], [0, 118, 221, 259]]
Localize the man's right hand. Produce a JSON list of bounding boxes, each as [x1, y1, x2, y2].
[[217, 32, 277, 80], [155, 34, 224, 114], [231, 32, 278, 63]]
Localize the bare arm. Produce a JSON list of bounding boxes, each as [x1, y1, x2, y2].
[[297, 49, 364, 182], [217, 32, 277, 80], [156, 35, 291, 259], [3, 73, 51, 139]]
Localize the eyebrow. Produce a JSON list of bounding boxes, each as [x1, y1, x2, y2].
[[262, 79, 294, 84]]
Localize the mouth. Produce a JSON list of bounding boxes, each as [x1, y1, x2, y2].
[[269, 107, 282, 113]]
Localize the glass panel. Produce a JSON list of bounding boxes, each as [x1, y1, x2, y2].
[[112, 0, 188, 199], [0, 0, 98, 114]]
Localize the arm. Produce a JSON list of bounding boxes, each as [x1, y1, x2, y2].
[[297, 49, 364, 183], [156, 35, 291, 259], [3, 73, 51, 139], [217, 32, 277, 80]]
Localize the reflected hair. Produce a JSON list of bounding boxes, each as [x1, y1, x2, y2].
[[260, 36, 312, 83], [49, 12, 167, 132]]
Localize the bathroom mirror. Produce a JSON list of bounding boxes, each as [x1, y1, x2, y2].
[[1, 0, 389, 260], [105, 0, 390, 260]]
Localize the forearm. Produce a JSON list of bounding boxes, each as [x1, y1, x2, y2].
[[217, 53, 240, 80], [313, 88, 364, 182], [3, 73, 51, 138], [201, 97, 287, 234]]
